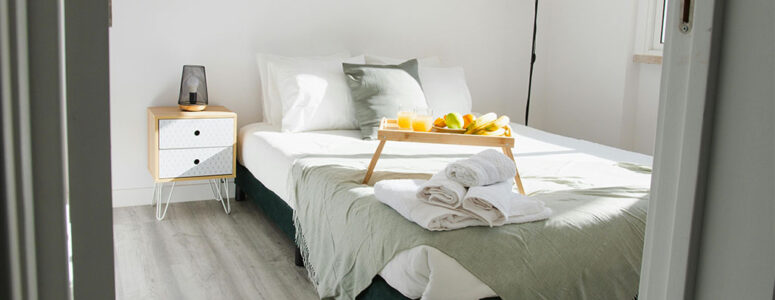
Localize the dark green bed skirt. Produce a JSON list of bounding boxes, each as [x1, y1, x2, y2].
[[235, 164, 409, 300]]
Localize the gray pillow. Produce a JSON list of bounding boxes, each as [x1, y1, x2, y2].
[[343, 59, 428, 139]]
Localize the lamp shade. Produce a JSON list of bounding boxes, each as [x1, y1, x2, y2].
[[178, 65, 208, 111]]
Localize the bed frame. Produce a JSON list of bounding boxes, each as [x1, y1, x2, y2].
[[234, 163, 409, 300]]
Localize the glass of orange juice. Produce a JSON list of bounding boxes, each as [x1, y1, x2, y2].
[[412, 108, 433, 132], [397, 109, 414, 130]]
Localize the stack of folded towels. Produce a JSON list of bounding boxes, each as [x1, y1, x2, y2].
[[374, 149, 552, 231]]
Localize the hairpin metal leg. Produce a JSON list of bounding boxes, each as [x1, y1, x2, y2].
[[209, 178, 231, 215], [154, 182, 176, 220], [152, 183, 158, 207], [221, 178, 231, 215], [208, 179, 220, 202]]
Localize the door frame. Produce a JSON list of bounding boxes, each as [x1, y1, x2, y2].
[[2, 0, 71, 298], [1, 0, 114, 299], [64, 0, 115, 298], [638, 0, 725, 298]]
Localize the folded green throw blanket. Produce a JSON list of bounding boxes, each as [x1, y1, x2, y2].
[[291, 156, 649, 299]]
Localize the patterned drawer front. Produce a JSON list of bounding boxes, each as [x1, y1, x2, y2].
[[159, 118, 234, 149], [158, 147, 233, 178]]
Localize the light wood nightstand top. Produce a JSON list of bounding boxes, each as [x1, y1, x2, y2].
[[147, 106, 236, 119]]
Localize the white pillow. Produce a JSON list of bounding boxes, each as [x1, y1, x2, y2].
[[419, 66, 473, 114], [256, 52, 350, 125], [271, 55, 365, 132], [364, 55, 443, 67]]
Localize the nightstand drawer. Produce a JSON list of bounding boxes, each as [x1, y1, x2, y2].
[[159, 118, 234, 149], [158, 147, 233, 178]]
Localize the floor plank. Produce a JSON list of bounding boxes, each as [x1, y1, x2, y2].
[[113, 200, 318, 300]]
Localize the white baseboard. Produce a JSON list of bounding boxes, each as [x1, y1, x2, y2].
[[112, 181, 236, 208]]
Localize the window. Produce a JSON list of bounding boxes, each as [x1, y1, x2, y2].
[[635, 0, 668, 56]]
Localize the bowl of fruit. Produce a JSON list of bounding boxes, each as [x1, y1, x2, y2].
[[433, 112, 512, 137]]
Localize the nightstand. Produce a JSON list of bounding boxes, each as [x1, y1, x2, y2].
[[147, 106, 237, 220]]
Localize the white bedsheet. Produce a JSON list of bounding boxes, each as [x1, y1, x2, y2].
[[238, 123, 363, 206], [238, 122, 652, 299]]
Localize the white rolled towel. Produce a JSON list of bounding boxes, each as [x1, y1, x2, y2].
[[462, 181, 547, 226], [375, 179, 484, 231], [416, 171, 468, 209], [445, 149, 516, 187], [506, 206, 552, 225]]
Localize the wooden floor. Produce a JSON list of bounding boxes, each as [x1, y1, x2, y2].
[[113, 200, 318, 300]]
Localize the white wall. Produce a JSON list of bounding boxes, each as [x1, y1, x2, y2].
[[109, 0, 534, 206], [530, 0, 661, 155], [109, 0, 663, 207], [630, 65, 661, 154]]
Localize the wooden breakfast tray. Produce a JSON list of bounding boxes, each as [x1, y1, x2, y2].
[[363, 118, 525, 194]]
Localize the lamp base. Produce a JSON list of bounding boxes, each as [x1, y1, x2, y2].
[[179, 104, 207, 112]]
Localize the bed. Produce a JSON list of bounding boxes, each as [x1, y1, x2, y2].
[[235, 121, 651, 299]]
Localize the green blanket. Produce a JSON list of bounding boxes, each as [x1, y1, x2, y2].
[[291, 155, 649, 299]]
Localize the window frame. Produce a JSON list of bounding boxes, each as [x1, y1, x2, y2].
[[635, 0, 667, 56]]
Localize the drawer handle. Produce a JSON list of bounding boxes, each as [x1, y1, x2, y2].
[[194, 159, 200, 165], [194, 130, 200, 136]]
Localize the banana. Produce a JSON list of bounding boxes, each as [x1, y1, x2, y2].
[[504, 125, 512, 137], [484, 123, 500, 131], [492, 115, 510, 128], [470, 114, 510, 133], [482, 115, 511, 132], [465, 112, 497, 134], [475, 128, 506, 136]]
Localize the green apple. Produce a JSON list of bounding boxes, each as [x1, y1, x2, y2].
[[445, 113, 464, 129]]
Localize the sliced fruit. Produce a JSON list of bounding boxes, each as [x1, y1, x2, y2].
[[462, 114, 476, 128], [433, 117, 446, 128], [445, 113, 464, 129]]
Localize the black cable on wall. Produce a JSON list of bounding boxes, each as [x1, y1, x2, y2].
[[525, 0, 539, 126]]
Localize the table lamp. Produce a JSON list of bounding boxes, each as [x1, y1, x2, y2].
[[178, 65, 208, 111]]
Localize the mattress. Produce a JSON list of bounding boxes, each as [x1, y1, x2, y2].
[[238, 122, 652, 299]]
